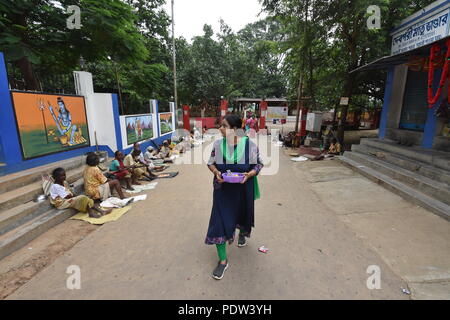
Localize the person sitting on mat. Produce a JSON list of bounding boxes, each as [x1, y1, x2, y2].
[[50, 167, 112, 218], [124, 149, 157, 181], [328, 138, 342, 155], [136, 149, 163, 175], [312, 138, 342, 161], [144, 147, 167, 171], [84, 152, 129, 201], [158, 140, 171, 158], [168, 139, 177, 150], [156, 140, 175, 163], [109, 151, 136, 190]]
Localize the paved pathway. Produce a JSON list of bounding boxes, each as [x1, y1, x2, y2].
[[10, 140, 448, 299]]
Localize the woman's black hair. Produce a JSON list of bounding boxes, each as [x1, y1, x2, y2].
[[52, 167, 65, 180], [114, 150, 121, 158], [86, 152, 99, 166], [224, 114, 242, 129]]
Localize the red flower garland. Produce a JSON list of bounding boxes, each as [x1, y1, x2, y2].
[[427, 39, 450, 108]]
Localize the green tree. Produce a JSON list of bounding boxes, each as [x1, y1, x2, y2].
[[260, 0, 436, 142], [0, 0, 149, 90]]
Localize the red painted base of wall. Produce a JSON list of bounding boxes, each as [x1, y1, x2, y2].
[[193, 117, 217, 129]]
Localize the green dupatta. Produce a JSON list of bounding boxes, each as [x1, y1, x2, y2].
[[220, 136, 260, 200]]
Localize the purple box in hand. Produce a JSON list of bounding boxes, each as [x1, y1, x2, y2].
[[222, 172, 245, 183]]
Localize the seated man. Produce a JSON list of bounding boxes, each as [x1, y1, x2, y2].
[[172, 137, 188, 154], [50, 167, 111, 218], [328, 138, 342, 155], [158, 140, 171, 158], [156, 140, 176, 163], [142, 146, 166, 172], [312, 137, 342, 161], [144, 146, 159, 160], [168, 139, 177, 150], [124, 149, 157, 181]]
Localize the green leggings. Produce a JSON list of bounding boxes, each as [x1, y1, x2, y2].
[[216, 243, 227, 262], [215, 231, 245, 261]]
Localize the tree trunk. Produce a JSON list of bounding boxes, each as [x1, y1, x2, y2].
[[15, 56, 39, 90], [12, 12, 39, 90], [337, 20, 359, 145], [294, 75, 303, 133], [336, 71, 356, 144]]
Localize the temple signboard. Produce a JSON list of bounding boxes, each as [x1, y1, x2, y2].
[[391, 8, 450, 55]]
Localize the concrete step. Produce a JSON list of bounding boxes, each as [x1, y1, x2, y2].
[[360, 138, 450, 171], [339, 155, 450, 222], [0, 179, 84, 236], [0, 202, 50, 237], [0, 206, 77, 261], [344, 151, 450, 206], [0, 165, 86, 212], [0, 156, 87, 195], [352, 143, 450, 186]]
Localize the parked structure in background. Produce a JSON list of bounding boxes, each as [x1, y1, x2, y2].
[[341, 0, 450, 221], [351, 0, 450, 151]]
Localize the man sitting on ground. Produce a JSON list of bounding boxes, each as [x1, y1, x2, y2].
[[124, 149, 157, 181], [155, 140, 176, 163], [328, 138, 342, 155], [159, 140, 171, 158], [312, 137, 342, 161], [143, 146, 167, 172]]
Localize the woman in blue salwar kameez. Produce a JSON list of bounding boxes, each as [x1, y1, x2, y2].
[[206, 114, 263, 280]]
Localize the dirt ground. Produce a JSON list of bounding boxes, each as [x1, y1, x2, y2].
[[0, 220, 98, 299]]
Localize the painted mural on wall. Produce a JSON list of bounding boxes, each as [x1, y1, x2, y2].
[[11, 92, 90, 159], [159, 112, 173, 135], [126, 115, 153, 145]]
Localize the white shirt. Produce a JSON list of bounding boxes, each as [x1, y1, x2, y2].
[[49, 183, 69, 200]]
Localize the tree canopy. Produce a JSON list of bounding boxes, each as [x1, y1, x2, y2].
[[0, 0, 438, 120]]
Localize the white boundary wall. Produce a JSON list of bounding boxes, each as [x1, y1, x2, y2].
[[74, 71, 117, 152]]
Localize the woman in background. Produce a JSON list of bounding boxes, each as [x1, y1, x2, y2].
[[109, 151, 136, 190], [84, 153, 127, 200], [50, 167, 111, 218]]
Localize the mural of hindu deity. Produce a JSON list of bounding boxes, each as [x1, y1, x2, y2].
[[11, 92, 90, 159], [48, 97, 87, 146]]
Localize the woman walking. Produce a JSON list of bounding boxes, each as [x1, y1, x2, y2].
[[206, 114, 263, 280]]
